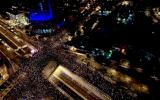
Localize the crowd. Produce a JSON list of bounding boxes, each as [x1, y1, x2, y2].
[[4, 35, 67, 100], [4, 30, 137, 100]]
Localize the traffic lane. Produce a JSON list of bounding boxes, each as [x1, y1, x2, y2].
[[0, 27, 23, 48], [0, 45, 17, 59], [0, 19, 32, 44]]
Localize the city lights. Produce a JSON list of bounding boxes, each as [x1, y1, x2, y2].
[[0, 0, 160, 99]]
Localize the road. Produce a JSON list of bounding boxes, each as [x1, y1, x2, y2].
[[0, 19, 37, 99], [0, 73, 27, 99], [0, 45, 17, 60], [70, 49, 149, 94], [0, 19, 38, 57], [0, 26, 23, 49], [0, 19, 31, 43]]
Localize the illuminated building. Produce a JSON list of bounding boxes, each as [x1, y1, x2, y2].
[[7, 12, 29, 28], [28, 0, 65, 35], [29, 0, 53, 22], [28, 0, 54, 35]]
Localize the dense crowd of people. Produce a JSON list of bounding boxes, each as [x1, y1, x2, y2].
[[4, 30, 141, 100], [4, 34, 67, 99]]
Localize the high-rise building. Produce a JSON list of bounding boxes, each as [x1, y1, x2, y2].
[[28, 0, 65, 35], [28, 0, 55, 35], [29, 0, 53, 22]]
